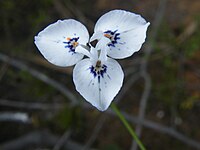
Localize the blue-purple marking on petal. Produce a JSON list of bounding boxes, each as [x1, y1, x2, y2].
[[89, 64, 107, 83], [89, 66, 97, 78], [104, 30, 120, 47], [63, 37, 79, 53]]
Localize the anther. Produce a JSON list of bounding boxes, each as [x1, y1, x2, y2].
[[104, 34, 112, 39], [66, 37, 71, 41], [73, 42, 79, 47], [95, 60, 101, 68]]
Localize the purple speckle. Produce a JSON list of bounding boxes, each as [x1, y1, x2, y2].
[[89, 64, 107, 83], [63, 37, 79, 53], [104, 30, 120, 47]]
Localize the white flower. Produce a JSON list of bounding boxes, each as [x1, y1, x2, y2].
[[34, 10, 149, 111], [91, 10, 150, 59], [34, 19, 124, 111]]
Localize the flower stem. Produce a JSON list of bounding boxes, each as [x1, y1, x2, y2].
[[111, 103, 146, 150]]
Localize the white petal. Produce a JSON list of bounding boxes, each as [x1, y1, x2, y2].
[[34, 19, 89, 67], [73, 58, 124, 111], [107, 23, 150, 59], [94, 10, 148, 33], [37, 19, 89, 44], [34, 37, 83, 66]]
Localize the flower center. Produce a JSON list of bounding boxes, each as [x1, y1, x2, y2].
[[104, 30, 120, 47], [63, 37, 79, 53], [89, 60, 107, 83]]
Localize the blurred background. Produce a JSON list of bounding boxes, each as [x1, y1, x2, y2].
[[0, 0, 200, 150]]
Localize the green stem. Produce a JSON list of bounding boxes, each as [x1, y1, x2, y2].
[[111, 103, 146, 150]]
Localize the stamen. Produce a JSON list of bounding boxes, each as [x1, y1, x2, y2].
[[96, 60, 101, 68], [63, 37, 79, 53], [66, 37, 71, 41], [104, 34, 112, 39], [104, 30, 120, 47], [73, 42, 79, 47]]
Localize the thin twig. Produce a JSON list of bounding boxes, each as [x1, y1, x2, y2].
[[53, 130, 72, 150], [0, 53, 78, 105], [0, 112, 31, 123], [134, 72, 151, 133], [0, 99, 65, 110]]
